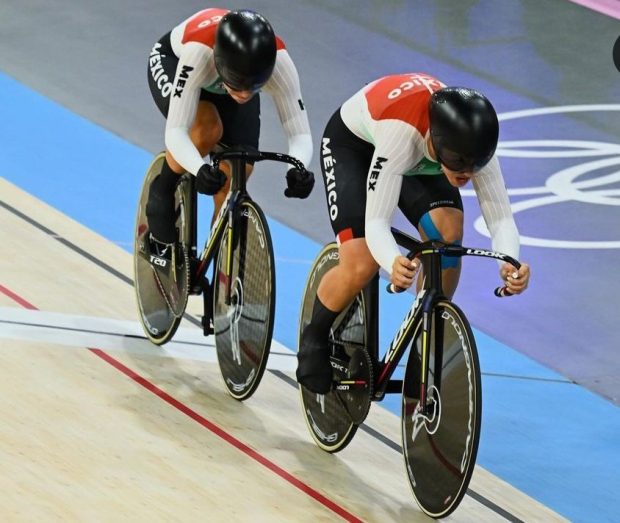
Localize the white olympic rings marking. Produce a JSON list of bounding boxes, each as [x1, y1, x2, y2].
[[460, 105, 620, 249]]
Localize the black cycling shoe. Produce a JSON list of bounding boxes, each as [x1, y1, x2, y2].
[[146, 176, 176, 245], [296, 332, 333, 394]]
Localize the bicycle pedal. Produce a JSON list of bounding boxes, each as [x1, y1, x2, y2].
[[149, 232, 175, 250]]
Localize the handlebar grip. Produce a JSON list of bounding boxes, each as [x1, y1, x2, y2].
[[494, 286, 514, 298], [386, 283, 407, 294]]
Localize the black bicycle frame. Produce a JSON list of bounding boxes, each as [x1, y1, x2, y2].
[[368, 231, 439, 404], [187, 147, 305, 303], [366, 228, 520, 413]]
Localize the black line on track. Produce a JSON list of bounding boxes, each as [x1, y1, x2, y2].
[[0, 318, 290, 357], [0, 200, 133, 286], [2, 198, 525, 523], [0, 317, 573, 387], [483, 372, 575, 384]]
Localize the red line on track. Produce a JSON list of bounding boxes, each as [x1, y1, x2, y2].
[[0, 284, 364, 523], [0, 284, 37, 310]]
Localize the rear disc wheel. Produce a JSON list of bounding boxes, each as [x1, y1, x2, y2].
[[134, 153, 191, 345], [298, 244, 370, 453]]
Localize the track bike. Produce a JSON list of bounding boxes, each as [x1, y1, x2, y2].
[[298, 228, 520, 518], [134, 147, 305, 400]]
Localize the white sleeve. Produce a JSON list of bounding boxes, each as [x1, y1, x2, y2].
[[472, 155, 520, 264], [365, 122, 421, 274], [262, 50, 313, 168], [165, 43, 218, 175]]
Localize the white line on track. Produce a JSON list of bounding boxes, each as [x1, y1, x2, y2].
[[0, 307, 298, 372]]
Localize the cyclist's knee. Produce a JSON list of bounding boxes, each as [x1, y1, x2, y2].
[[438, 223, 463, 245], [339, 246, 377, 289], [420, 210, 463, 242], [419, 211, 463, 269], [191, 121, 223, 156], [348, 264, 376, 289]]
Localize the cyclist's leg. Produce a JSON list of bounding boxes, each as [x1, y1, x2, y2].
[[146, 32, 182, 243], [146, 33, 223, 242], [146, 100, 223, 243], [297, 240, 379, 393], [207, 92, 261, 221], [418, 207, 463, 299], [398, 174, 464, 299], [297, 108, 375, 393], [318, 239, 379, 312]]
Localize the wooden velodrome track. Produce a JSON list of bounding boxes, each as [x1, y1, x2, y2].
[[0, 177, 566, 522]]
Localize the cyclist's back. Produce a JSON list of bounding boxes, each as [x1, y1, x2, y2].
[[340, 73, 444, 151]]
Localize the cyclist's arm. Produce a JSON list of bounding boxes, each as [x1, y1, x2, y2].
[[165, 43, 216, 175], [365, 124, 421, 274], [262, 50, 313, 168], [472, 155, 520, 263]]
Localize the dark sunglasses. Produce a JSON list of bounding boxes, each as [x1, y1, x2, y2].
[[436, 149, 477, 173]]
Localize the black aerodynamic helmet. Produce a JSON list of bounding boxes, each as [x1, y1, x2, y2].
[[429, 87, 499, 172], [214, 10, 277, 92]]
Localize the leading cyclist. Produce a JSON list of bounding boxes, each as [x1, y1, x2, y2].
[[146, 8, 314, 244], [297, 73, 531, 394]]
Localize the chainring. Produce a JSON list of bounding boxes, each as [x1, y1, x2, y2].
[[333, 347, 374, 425]]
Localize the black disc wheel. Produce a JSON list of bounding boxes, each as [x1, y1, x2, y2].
[[134, 153, 191, 345], [213, 199, 275, 401], [298, 244, 371, 453], [402, 301, 481, 518]]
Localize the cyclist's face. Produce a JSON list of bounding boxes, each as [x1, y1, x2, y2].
[[442, 165, 474, 187], [427, 137, 474, 186], [223, 84, 255, 104]]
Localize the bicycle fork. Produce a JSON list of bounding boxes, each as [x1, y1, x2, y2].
[[224, 200, 236, 306], [416, 292, 447, 431], [419, 290, 435, 414], [223, 194, 246, 366]]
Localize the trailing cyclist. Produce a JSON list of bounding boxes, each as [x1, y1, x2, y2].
[[146, 8, 315, 244], [297, 73, 532, 394]]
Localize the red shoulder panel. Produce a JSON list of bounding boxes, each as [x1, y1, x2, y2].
[[183, 9, 286, 52], [182, 8, 229, 47], [364, 74, 444, 133]]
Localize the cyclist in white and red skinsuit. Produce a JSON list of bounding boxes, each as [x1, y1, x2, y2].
[[146, 8, 314, 244], [297, 73, 532, 394]]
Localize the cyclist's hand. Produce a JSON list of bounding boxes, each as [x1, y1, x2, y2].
[[196, 164, 227, 195], [501, 262, 530, 294], [284, 168, 315, 199], [390, 255, 420, 291]]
